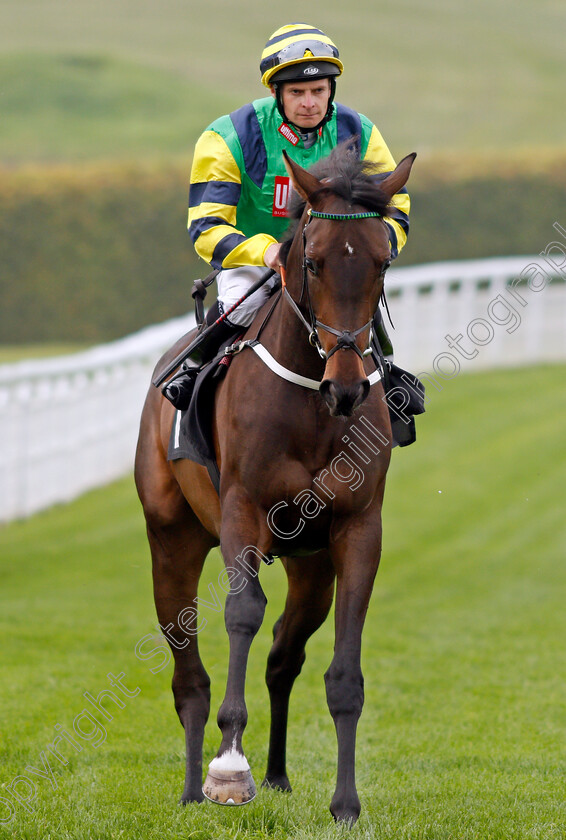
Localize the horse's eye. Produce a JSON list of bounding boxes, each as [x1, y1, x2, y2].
[[305, 257, 318, 276], [381, 259, 391, 276]]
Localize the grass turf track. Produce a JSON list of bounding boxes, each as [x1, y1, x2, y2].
[[0, 0, 565, 162], [0, 364, 565, 839], [0, 345, 91, 364]]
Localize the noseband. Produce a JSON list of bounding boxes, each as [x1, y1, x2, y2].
[[282, 207, 383, 361]]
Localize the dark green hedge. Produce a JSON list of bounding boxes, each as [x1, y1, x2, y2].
[[1, 159, 565, 343], [406, 171, 566, 266], [0, 163, 201, 343]]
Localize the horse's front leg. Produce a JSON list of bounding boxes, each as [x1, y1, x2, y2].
[[202, 491, 268, 805], [325, 507, 383, 824]]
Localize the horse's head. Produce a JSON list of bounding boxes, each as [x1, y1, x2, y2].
[[282, 144, 415, 417]]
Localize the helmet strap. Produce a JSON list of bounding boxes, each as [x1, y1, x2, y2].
[[273, 83, 288, 124]]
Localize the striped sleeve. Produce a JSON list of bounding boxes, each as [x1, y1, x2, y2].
[[362, 124, 411, 259], [188, 128, 277, 269]]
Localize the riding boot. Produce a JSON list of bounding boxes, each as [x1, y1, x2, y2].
[[372, 308, 394, 360], [162, 303, 240, 410]]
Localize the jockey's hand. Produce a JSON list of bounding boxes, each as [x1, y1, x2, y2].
[[263, 243, 282, 271]]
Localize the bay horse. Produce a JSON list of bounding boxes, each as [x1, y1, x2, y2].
[[135, 143, 415, 824]]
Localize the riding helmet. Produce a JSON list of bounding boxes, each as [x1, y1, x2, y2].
[[260, 23, 343, 88]]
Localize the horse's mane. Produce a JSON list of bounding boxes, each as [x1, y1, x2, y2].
[[280, 139, 392, 265]]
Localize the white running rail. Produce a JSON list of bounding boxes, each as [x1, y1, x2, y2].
[[387, 255, 565, 373], [0, 256, 564, 522], [0, 313, 195, 523]]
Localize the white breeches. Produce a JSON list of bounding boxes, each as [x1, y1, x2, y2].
[[217, 266, 280, 327]]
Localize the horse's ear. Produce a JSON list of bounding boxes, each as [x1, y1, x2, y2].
[[282, 150, 321, 202], [378, 153, 417, 202]]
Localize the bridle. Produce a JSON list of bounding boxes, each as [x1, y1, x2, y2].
[[281, 207, 386, 361]]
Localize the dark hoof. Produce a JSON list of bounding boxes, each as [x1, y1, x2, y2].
[[330, 796, 361, 826], [179, 790, 205, 806], [261, 775, 292, 793]]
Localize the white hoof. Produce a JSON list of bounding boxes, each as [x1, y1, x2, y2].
[[202, 749, 256, 805]]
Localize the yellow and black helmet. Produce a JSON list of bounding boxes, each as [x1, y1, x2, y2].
[[260, 23, 343, 88]]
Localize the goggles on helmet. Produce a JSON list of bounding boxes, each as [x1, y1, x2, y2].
[[261, 32, 343, 88]]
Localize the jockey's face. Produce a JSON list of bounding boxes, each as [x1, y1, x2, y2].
[[273, 78, 331, 129]]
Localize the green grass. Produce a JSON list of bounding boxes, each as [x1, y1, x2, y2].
[[1, 364, 565, 838], [0, 0, 565, 162], [0, 53, 235, 163], [0, 344, 90, 364]]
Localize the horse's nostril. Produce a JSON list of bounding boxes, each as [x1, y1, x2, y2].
[[319, 379, 333, 398], [320, 379, 369, 417]]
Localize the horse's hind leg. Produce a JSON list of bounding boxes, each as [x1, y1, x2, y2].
[[147, 510, 216, 803], [263, 552, 335, 792], [136, 422, 217, 803]]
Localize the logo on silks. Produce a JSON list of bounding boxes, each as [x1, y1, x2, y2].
[[272, 176, 291, 217], [278, 122, 299, 146]]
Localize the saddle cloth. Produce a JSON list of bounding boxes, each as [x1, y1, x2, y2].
[[167, 355, 226, 493]]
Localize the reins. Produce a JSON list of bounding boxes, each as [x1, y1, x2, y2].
[[282, 207, 384, 361], [223, 205, 388, 392]]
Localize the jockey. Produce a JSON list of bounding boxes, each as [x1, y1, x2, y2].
[[163, 23, 411, 409]]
